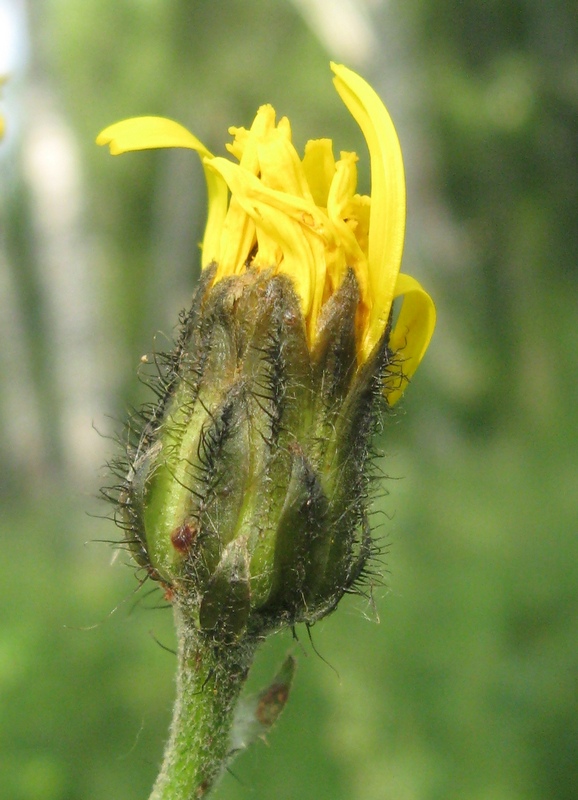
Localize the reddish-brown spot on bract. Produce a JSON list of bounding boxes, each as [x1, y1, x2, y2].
[[171, 521, 197, 554], [163, 585, 176, 603]]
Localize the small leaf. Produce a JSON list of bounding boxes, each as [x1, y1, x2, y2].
[[229, 655, 296, 755]]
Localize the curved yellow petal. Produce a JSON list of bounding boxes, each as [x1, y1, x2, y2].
[[386, 273, 436, 406], [331, 63, 406, 356], [96, 116, 228, 267], [96, 116, 212, 156]]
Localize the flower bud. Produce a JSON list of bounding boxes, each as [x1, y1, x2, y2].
[[119, 265, 392, 638]]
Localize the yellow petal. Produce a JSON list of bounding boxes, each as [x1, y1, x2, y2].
[[331, 63, 406, 357], [226, 105, 277, 171], [302, 139, 336, 207], [386, 273, 436, 405], [215, 196, 257, 279], [206, 157, 333, 248], [327, 151, 358, 218], [206, 156, 332, 332], [258, 133, 313, 200], [96, 116, 228, 267], [326, 154, 367, 298], [96, 116, 211, 156]]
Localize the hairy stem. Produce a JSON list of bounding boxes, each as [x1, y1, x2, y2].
[[149, 602, 257, 800]]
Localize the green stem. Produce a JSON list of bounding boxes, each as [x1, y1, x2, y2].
[[149, 601, 257, 800]]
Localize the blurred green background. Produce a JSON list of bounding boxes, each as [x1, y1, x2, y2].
[[1, 1, 577, 798]]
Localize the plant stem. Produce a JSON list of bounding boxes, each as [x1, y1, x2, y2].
[[149, 601, 257, 800]]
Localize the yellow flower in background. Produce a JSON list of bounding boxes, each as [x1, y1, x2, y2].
[[0, 76, 6, 140], [97, 63, 434, 404]]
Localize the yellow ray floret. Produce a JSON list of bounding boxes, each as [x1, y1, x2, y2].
[[96, 64, 435, 402]]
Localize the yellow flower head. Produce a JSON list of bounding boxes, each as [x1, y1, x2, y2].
[[0, 76, 6, 141], [97, 63, 435, 404]]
